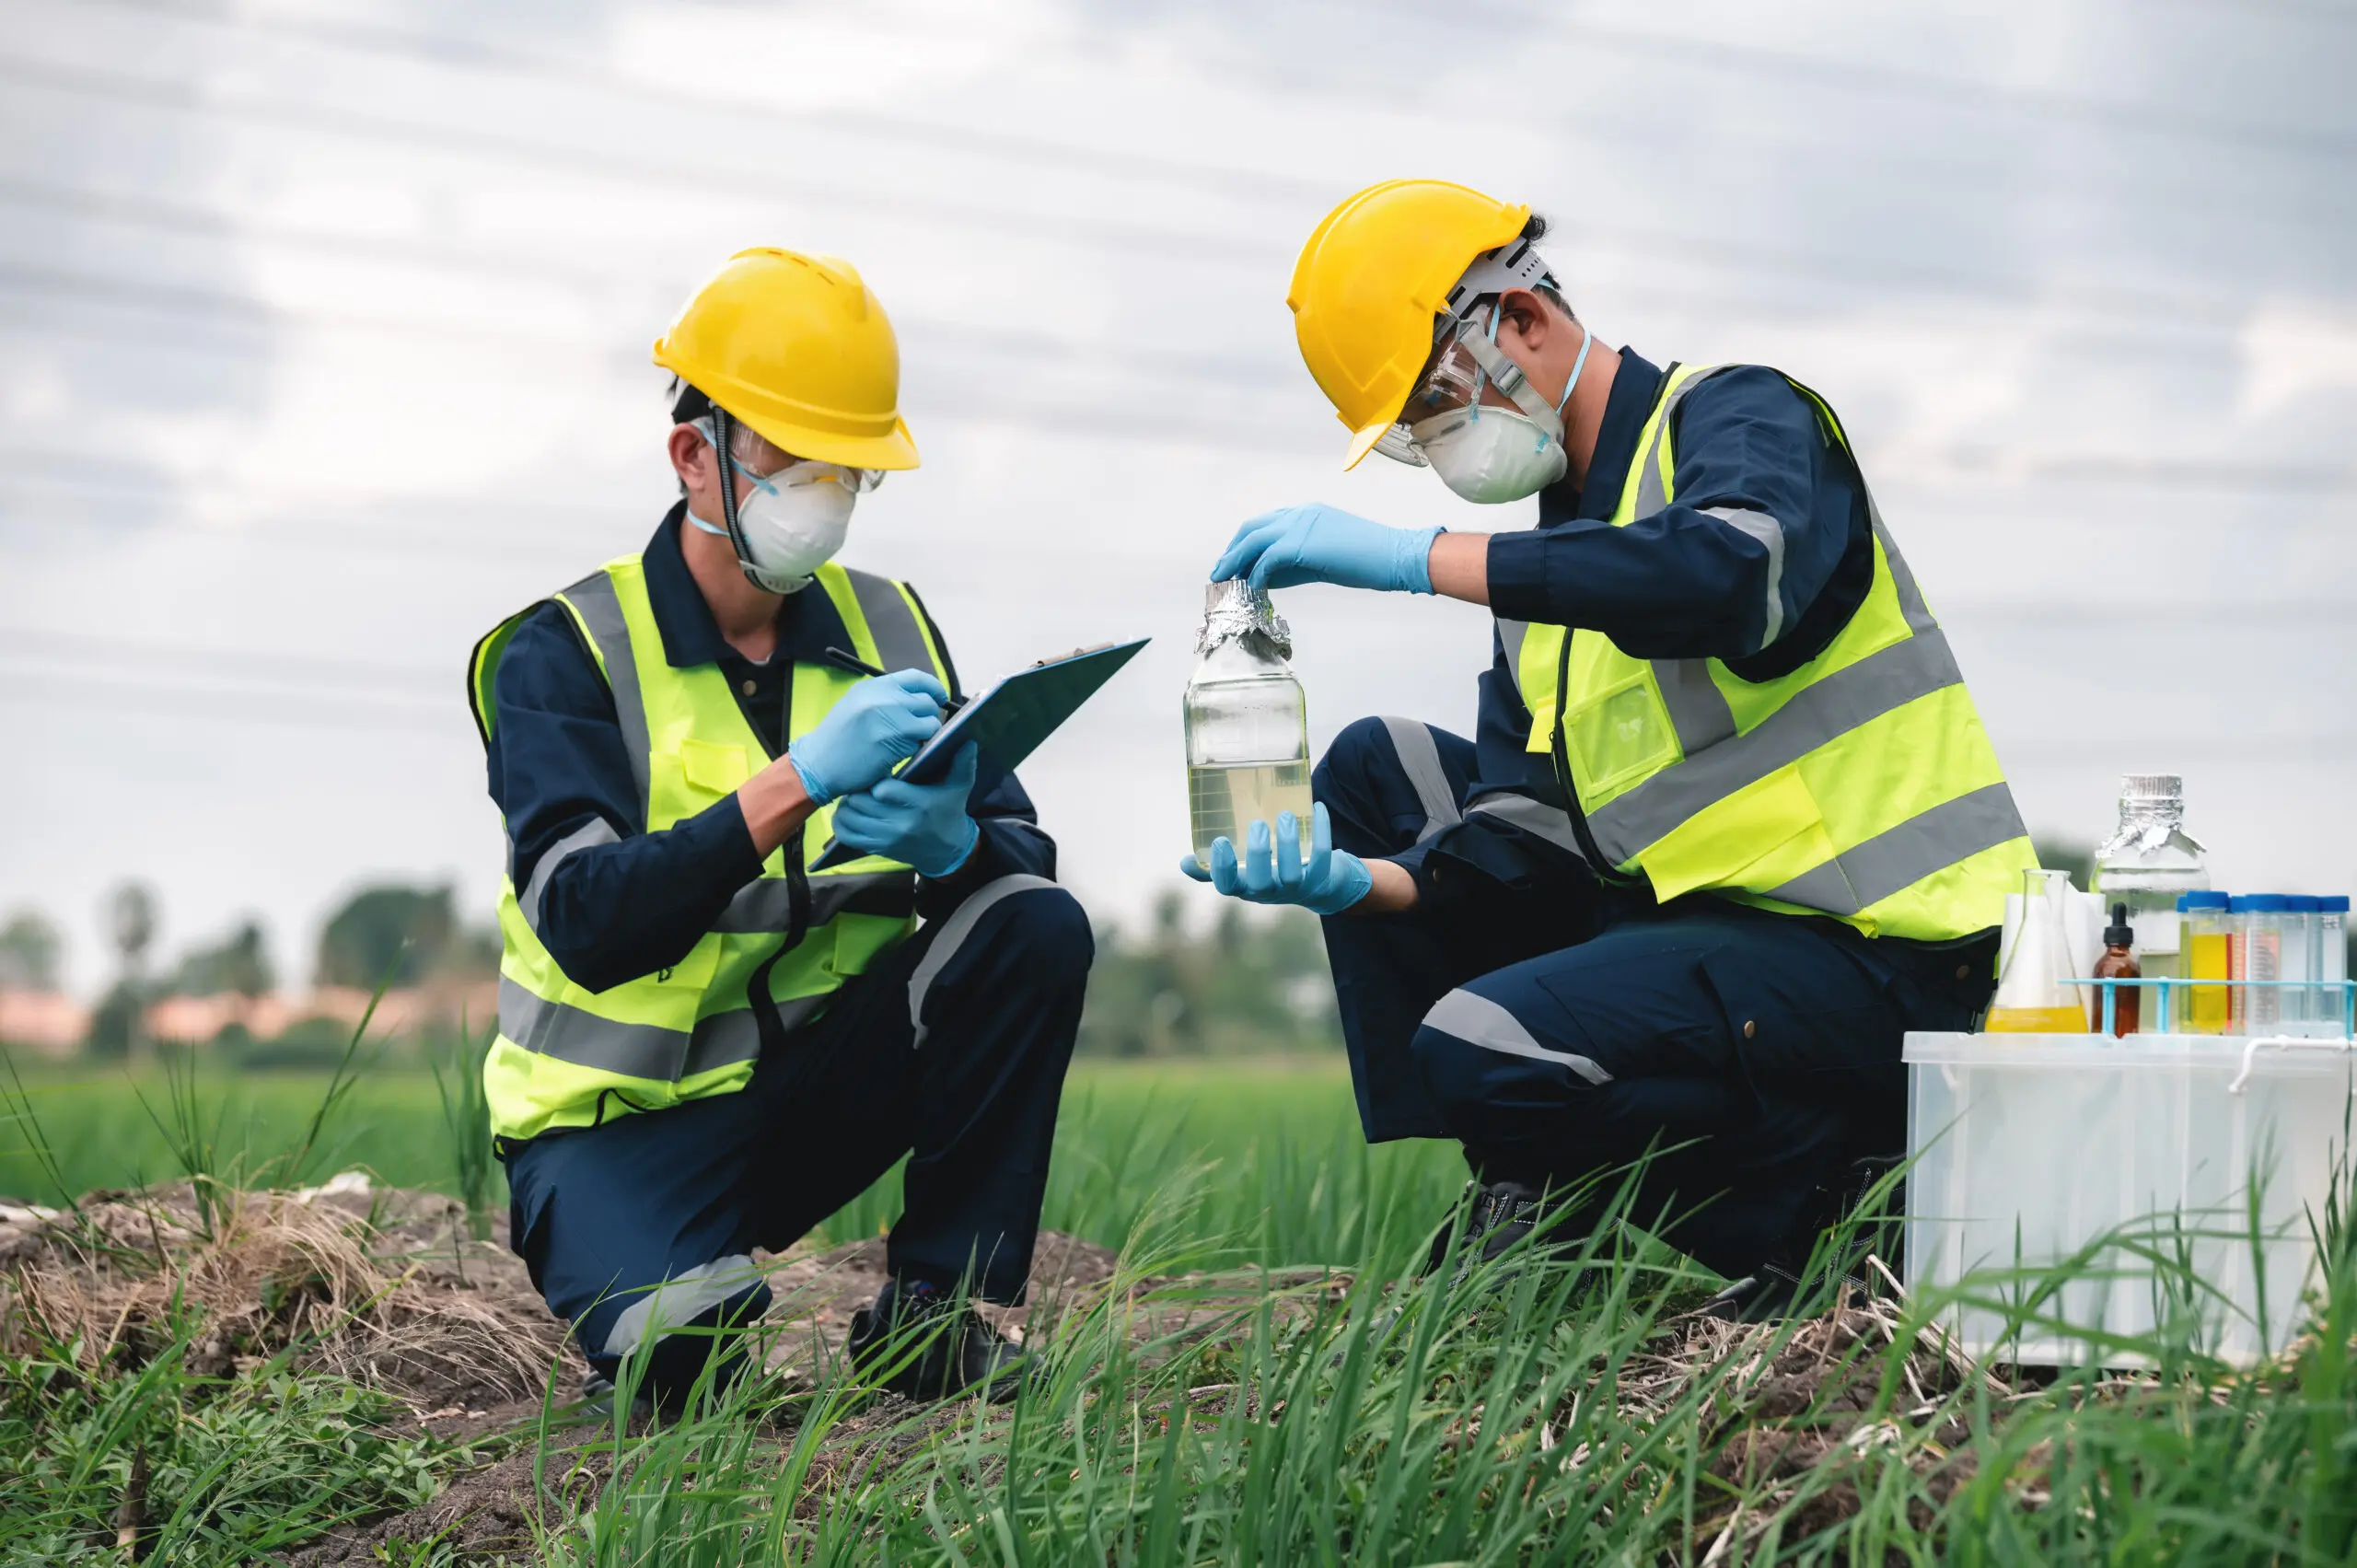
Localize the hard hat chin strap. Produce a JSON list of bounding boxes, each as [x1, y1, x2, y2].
[[706, 406, 772, 593]]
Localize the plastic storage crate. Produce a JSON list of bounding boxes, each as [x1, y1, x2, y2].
[[1904, 1031, 2354, 1365]]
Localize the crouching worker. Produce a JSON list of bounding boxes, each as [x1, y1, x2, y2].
[[1188, 182, 2029, 1317], [469, 250, 1090, 1406]]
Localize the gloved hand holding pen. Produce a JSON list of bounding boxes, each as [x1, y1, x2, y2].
[[1180, 803, 1373, 916], [785, 668, 948, 806]]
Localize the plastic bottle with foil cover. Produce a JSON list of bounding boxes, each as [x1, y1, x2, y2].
[[1185, 580, 1311, 867]]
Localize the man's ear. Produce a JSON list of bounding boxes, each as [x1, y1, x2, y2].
[[667, 424, 710, 490], [1494, 288, 1555, 351]]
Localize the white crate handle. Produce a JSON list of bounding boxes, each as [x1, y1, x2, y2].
[[2225, 1034, 2355, 1096]]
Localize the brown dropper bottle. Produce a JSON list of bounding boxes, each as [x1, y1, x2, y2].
[[2094, 901, 2141, 1037]]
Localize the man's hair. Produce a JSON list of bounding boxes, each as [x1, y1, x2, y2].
[[1516, 214, 1576, 321], [668, 376, 790, 494]]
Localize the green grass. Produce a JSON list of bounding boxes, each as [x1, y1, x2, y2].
[[5, 1055, 2355, 1564], [0, 1058, 1466, 1270]]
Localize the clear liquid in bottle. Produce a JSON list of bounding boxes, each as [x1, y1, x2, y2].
[[1185, 582, 1311, 866]]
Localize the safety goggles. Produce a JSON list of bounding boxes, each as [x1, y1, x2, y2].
[[694, 416, 886, 494], [1371, 303, 1565, 468]]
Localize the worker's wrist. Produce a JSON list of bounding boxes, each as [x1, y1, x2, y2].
[[739, 758, 815, 857], [783, 748, 835, 807], [1349, 857, 1420, 915], [1400, 526, 1444, 594]]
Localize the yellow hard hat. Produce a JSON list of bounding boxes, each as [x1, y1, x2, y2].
[[652, 248, 919, 471], [1286, 180, 1530, 469]]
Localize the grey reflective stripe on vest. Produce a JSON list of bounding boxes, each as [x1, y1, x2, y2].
[[558, 572, 652, 807], [710, 869, 917, 934], [1465, 792, 1585, 854], [1421, 988, 1612, 1086], [1631, 367, 1746, 754], [602, 1253, 765, 1356], [842, 567, 934, 675], [518, 818, 621, 937], [1380, 716, 1461, 842], [497, 976, 824, 1080], [1759, 781, 2026, 918], [1586, 625, 1967, 862], [907, 874, 1058, 1049], [1495, 619, 1530, 702]]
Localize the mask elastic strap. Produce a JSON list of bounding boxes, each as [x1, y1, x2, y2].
[[1555, 325, 1594, 419], [706, 408, 774, 592], [1456, 306, 1568, 448]]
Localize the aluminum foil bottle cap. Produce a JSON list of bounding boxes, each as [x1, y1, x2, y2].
[[2120, 773, 2183, 805], [1196, 578, 1293, 658]]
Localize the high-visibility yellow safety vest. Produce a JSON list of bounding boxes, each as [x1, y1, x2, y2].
[[1499, 364, 2033, 942], [467, 554, 953, 1141]]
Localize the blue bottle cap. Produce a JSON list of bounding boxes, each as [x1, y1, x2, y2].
[[2178, 891, 2230, 912], [2230, 894, 2282, 913], [2283, 894, 2319, 912], [2323, 896, 2351, 913]]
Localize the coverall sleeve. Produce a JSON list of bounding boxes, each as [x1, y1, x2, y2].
[[903, 593, 1060, 922], [488, 604, 765, 994], [1483, 366, 1852, 662]]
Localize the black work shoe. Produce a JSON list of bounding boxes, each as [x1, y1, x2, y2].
[[846, 1278, 1026, 1402], [1423, 1179, 1557, 1282]]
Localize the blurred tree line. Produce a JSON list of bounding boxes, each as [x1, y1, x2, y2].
[[1076, 891, 1340, 1057]]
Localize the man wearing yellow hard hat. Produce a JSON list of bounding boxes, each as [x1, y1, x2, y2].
[[469, 249, 1089, 1405], [1187, 180, 2032, 1316]]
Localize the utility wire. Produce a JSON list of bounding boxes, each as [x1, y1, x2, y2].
[[0, 171, 2265, 337], [0, 53, 1283, 277]]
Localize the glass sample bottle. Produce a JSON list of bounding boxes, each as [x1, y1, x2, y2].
[[2180, 891, 2232, 1035], [1986, 868, 2091, 1034], [2091, 773, 2209, 983], [2093, 902, 2140, 1038], [1184, 580, 1311, 868]]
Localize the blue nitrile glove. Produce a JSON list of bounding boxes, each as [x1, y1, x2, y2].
[[1179, 802, 1374, 916], [786, 668, 947, 807], [1211, 503, 1442, 595], [830, 743, 981, 877]]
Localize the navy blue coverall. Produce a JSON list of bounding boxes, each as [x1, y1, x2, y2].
[[1318, 352, 1998, 1281], [488, 510, 1089, 1392]]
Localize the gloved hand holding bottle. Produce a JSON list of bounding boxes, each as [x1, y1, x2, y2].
[[1179, 803, 1373, 916], [830, 743, 982, 878], [786, 668, 947, 806], [1213, 503, 1443, 596]]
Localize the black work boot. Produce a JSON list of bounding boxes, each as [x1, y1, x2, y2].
[[1423, 1179, 1563, 1282], [845, 1278, 1026, 1402]]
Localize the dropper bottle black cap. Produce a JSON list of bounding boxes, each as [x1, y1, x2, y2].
[[2104, 902, 2134, 948]]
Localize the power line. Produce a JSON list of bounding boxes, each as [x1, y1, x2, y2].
[[0, 666, 459, 734], [75, 0, 1337, 209], [0, 171, 2264, 342], [0, 53, 1283, 277]]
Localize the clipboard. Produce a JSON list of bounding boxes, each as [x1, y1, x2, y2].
[[809, 637, 1149, 871]]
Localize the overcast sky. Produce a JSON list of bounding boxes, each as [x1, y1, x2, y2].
[[3, 0, 2352, 994]]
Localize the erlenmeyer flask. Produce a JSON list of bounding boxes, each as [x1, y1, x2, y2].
[[1985, 868, 2091, 1034]]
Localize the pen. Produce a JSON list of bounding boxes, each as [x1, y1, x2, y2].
[[822, 646, 966, 714]]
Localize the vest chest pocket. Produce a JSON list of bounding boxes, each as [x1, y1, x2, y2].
[[1561, 669, 1678, 803], [651, 739, 752, 824]]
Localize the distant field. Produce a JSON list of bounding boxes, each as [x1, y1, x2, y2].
[[0, 1057, 1467, 1270]]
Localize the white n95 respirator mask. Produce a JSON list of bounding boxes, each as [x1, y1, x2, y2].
[[1410, 406, 1569, 504], [688, 417, 877, 593]]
